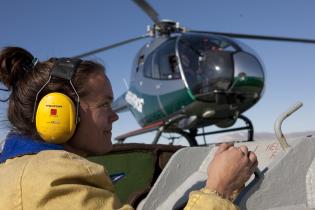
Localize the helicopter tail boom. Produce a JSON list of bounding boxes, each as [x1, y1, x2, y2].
[[115, 120, 164, 142], [112, 92, 129, 113]]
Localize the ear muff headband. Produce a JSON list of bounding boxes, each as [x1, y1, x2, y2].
[[32, 58, 82, 143]]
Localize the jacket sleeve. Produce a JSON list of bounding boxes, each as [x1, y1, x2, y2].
[[184, 188, 238, 210], [21, 150, 134, 210]]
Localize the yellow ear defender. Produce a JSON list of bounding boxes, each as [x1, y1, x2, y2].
[[32, 58, 82, 144], [35, 92, 76, 144]]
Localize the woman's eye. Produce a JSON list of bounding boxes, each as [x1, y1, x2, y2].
[[103, 103, 112, 110]]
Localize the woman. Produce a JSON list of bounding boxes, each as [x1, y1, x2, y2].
[[0, 47, 257, 209]]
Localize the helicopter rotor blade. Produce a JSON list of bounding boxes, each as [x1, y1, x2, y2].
[[190, 30, 315, 44], [73, 35, 149, 58], [0, 98, 9, 102], [132, 0, 160, 24]]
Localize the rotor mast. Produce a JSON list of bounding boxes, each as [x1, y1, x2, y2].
[[147, 20, 186, 37]]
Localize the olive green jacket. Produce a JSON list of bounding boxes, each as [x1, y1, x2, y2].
[[0, 150, 237, 210]]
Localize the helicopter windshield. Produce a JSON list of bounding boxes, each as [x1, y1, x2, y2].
[[178, 33, 237, 96]]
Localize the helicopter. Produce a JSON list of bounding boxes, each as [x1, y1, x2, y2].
[[0, 1, 314, 209], [74, 0, 315, 146]]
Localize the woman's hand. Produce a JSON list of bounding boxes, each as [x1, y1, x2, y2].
[[205, 143, 258, 199]]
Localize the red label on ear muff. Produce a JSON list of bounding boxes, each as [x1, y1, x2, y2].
[[50, 109, 57, 116]]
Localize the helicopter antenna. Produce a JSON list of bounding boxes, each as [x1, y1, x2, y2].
[[73, 35, 149, 58], [190, 30, 315, 44], [132, 0, 160, 24], [123, 78, 129, 90]]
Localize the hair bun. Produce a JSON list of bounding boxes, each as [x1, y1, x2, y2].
[[0, 47, 34, 89]]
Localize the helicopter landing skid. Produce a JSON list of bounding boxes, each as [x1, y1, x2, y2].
[[195, 115, 254, 143], [158, 115, 254, 146], [116, 115, 253, 146]]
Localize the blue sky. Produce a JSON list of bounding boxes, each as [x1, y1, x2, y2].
[[0, 0, 314, 145]]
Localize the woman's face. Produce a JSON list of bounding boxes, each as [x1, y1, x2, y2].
[[66, 71, 119, 156]]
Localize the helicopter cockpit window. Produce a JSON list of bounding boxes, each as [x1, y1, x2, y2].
[[178, 33, 237, 95], [153, 39, 181, 80], [143, 52, 160, 79]]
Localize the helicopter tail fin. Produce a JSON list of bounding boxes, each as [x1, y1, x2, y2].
[[112, 92, 129, 113]]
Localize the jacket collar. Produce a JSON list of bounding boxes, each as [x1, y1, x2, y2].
[[0, 132, 64, 164]]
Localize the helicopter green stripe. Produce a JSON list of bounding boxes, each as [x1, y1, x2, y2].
[[159, 88, 194, 115], [128, 88, 194, 126]]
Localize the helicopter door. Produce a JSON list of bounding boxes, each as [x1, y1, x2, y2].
[[152, 39, 191, 116]]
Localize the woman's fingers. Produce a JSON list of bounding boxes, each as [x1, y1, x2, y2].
[[248, 151, 258, 166], [215, 143, 234, 155], [215, 144, 258, 174], [248, 151, 258, 173], [239, 145, 249, 156]]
